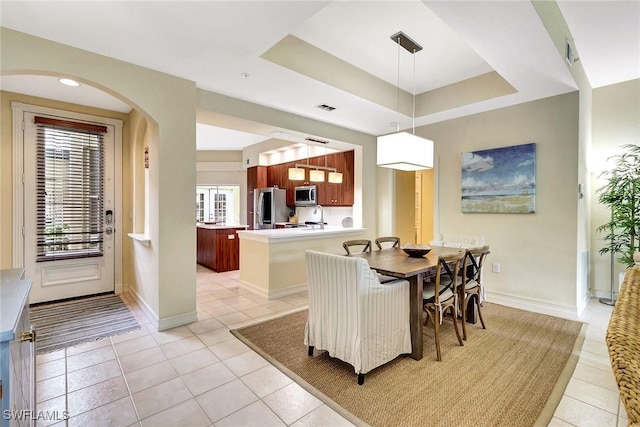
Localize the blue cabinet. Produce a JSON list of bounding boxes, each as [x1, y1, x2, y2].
[[1, 269, 34, 427]]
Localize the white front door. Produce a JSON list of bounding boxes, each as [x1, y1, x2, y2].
[[22, 111, 116, 304]]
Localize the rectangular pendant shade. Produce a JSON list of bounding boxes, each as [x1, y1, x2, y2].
[[377, 132, 434, 171], [328, 171, 343, 183], [309, 169, 325, 182], [288, 167, 305, 180]]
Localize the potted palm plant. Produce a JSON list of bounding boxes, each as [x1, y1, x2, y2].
[[596, 144, 640, 268]]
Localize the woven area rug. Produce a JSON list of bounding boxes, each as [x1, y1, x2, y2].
[[232, 302, 585, 427], [30, 293, 140, 354]]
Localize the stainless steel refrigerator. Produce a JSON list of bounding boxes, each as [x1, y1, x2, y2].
[[254, 187, 288, 229]]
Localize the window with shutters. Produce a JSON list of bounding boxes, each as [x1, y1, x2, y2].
[[35, 116, 106, 262]]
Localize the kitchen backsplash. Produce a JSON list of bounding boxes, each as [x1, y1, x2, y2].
[[295, 206, 353, 227]]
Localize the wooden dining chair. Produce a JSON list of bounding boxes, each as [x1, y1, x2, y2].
[[423, 251, 465, 361], [458, 246, 490, 340], [375, 236, 400, 250], [343, 239, 372, 255]]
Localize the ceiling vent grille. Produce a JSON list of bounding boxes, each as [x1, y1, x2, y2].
[[305, 137, 329, 144], [316, 104, 336, 112]]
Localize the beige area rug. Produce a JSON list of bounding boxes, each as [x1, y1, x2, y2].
[[232, 302, 585, 427]]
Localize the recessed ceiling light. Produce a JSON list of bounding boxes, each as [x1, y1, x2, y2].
[[58, 78, 80, 87]]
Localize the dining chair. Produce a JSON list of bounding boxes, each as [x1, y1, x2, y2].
[[458, 246, 490, 340], [305, 250, 411, 385], [375, 236, 400, 250], [343, 239, 372, 255], [423, 251, 465, 361]]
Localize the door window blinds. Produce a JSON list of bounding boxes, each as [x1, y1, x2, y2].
[[35, 116, 106, 262]]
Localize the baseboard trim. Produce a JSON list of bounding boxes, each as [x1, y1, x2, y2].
[[127, 286, 198, 331], [126, 286, 160, 330], [486, 290, 580, 321], [158, 311, 198, 332]]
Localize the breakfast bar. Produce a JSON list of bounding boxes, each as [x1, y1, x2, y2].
[[237, 226, 367, 299]]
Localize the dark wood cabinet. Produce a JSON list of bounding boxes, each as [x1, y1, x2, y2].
[[323, 150, 354, 206], [247, 166, 267, 229], [197, 226, 247, 272], [267, 161, 299, 206], [250, 150, 355, 208]]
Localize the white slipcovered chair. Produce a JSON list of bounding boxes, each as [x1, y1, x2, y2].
[[304, 250, 411, 385]]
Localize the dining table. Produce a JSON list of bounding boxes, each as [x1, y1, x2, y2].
[[351, 246, 481, 361]]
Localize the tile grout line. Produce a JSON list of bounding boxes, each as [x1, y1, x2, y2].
[[110, 338, 143, 424]]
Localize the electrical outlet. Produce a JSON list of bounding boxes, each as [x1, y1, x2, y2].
[[492, 262, 501, 273]]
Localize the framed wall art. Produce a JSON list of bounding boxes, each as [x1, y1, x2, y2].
[[461, 142, 536, 213]]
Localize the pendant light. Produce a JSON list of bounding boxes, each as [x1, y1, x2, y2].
[[288, 145, 306, 180], [325, 142, 343, 183], [328, 170, 343, 184], [288, 166, 305, 180], [310, 142, 327, 183], [287, 139, 343, 183], [377, 31, 434, 171], [309, 169, 325, 182]]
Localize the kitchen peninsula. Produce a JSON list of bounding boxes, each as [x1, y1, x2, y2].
[[196, 224, 249, 272], [237, 226, 366, 299]]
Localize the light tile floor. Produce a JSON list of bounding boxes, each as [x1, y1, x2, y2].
[[35, 267, 627, 426]]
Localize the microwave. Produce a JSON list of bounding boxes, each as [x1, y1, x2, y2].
[[294, 185, 317, 207]]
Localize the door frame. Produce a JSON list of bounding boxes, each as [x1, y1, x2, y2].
[[12, 101, 124, 294]]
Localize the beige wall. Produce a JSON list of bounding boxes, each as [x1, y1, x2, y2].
[[0, 90, 130, 270], [196, 151, 242, 162], [533, 0, 594, 310], [415, 92, 581, 312], [417, 169, 435, 244], [2, 28, 197, 330], [591, 78, 640, 293], [394, 171, 416, 244]]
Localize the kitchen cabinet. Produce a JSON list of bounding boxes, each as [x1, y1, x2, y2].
[[322, 150, 354, 206], [247, 166, 267, 229], [262, 150, 354, 207], [197, 225, 248, 272], [267, 162, 296, 206], [1, 269, 35, 427]]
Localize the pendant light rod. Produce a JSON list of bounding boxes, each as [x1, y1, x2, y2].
[[412, 48, 416, 134], [396, 34, 400, 133], [390, 31, 423, 134]]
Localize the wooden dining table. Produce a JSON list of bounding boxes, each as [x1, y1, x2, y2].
[[351, 246, 477, 361]]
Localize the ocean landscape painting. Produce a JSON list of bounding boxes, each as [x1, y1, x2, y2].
[[461, 143, 536, 213]]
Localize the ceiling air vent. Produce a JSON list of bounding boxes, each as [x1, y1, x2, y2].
[[316, 104, 336, 112], [305, 137, 329, 144]]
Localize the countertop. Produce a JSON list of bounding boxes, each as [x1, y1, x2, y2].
[[237, 226, 366, 243], [1, 268, 31, 342], [197, 224, 249, 230]]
